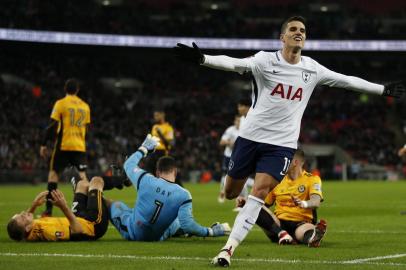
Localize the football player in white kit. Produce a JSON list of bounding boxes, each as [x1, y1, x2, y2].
[[174, 16, 405, 267]]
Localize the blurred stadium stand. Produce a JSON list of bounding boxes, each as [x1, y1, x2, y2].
[[0, 0, 405, 183]]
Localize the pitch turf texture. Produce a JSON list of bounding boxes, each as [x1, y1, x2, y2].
[[1, 181, 406, 270]]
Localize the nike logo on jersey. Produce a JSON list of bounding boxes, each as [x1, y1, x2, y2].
[[272, 70, 281, 74]]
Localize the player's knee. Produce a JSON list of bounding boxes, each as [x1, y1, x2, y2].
[[76, 180, 90, 193], [224, 188, 239, 200], [89, 176, 104, 190]]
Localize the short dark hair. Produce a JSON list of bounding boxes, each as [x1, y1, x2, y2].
[[64, 78, 80, 94], [7, 218, 25, 241], [294, 148, 305, 161], [157, 156, 177, 173], [281, 16, 306, 34], [238, 97, 252, 107]]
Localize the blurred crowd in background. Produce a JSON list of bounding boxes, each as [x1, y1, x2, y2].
[[1, 0, 406, 39], [0, 0, 405, 182]]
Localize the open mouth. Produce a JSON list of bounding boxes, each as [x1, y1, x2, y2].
[[294, 36, 302, 41]]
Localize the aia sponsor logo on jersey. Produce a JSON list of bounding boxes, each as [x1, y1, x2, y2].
[[271, 83, 303, 101]]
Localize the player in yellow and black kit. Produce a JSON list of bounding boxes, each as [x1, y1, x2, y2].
[[237, 149, 327, 247], [144, 109, 178, 181], [7, 176, 109, 242], [255, 149, 327, 247], [40, 78, 91, 216]]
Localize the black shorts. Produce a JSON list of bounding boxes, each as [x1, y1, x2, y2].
[[71, 190, 109, 240], [50, 149, 87, 174], [280, 219, 306, 241], [228, 137, 295, 182]]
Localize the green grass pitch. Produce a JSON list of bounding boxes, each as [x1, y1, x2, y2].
[[0, 181, 406, 269]]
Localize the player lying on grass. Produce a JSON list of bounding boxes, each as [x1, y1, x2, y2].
[[239, 149, 327, 247], [7, 176, 109, 241], [109, 134, 231, 241]]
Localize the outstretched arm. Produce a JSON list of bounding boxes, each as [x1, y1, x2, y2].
[[318, 65, 405, 98], [124, 134, 160, 188], [178, 202, 230, 237], [174, 42, 252, 74]]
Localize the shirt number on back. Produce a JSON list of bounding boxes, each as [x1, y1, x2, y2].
[[149, 200, 164, 224]]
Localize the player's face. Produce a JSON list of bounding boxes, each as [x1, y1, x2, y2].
[[280, 21, 306, 50], [13, 211, 33, 228], [237, 104, 249, 117], [154, 112, 165, 123]]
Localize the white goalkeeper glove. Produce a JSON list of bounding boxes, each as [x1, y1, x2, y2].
[[138, 134, 160, 157], [207, 222, 231, 237]]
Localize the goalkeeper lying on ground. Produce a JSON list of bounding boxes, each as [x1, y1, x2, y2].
[[109, 134, 231, 241], [7, 176, 109, 241]]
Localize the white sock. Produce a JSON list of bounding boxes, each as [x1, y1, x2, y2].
[[220, 175, 226, 191], [222, 195, 264, 256]]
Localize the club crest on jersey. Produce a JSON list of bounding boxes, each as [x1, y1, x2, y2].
[[298, 185, 305, 193], [271, 83, 303, 101], [302, 71, 311, 83]]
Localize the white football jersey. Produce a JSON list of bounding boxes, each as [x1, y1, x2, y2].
[[205, 51, 384, 149], [221, 125, 239, 157]]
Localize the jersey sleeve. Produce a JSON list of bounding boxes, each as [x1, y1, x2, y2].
[[123, 150, 149, 190], [316, 63, 384, 95], [50, 101, 62, 121], [309, 176, 323, 201], [177, 191, 209, 237]]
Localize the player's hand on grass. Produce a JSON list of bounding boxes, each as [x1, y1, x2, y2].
[[174, 42, 205, 64], [39, 146, 49, 159], [383, 80, 405, 98], [208, 222, 231, 237], [50, 190, 68, 209], [138, 134, 160, 157], [32, 191, 49, 207]]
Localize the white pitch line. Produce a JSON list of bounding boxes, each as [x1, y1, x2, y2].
[[0, 252, 406, 267], [343, 254, 406, 264]]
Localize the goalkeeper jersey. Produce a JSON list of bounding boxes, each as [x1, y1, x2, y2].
[[110, 151, 208, 241], [265, 170, 323, 223]]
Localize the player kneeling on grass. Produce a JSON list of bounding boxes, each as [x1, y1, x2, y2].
[[240, 149, 327, 247], [7, 177, 109, 241], [109, 134, 231, 241]]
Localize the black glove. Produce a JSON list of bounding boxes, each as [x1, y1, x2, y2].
[[174, 42, 205, 64], [382, 81, 405, 98]]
